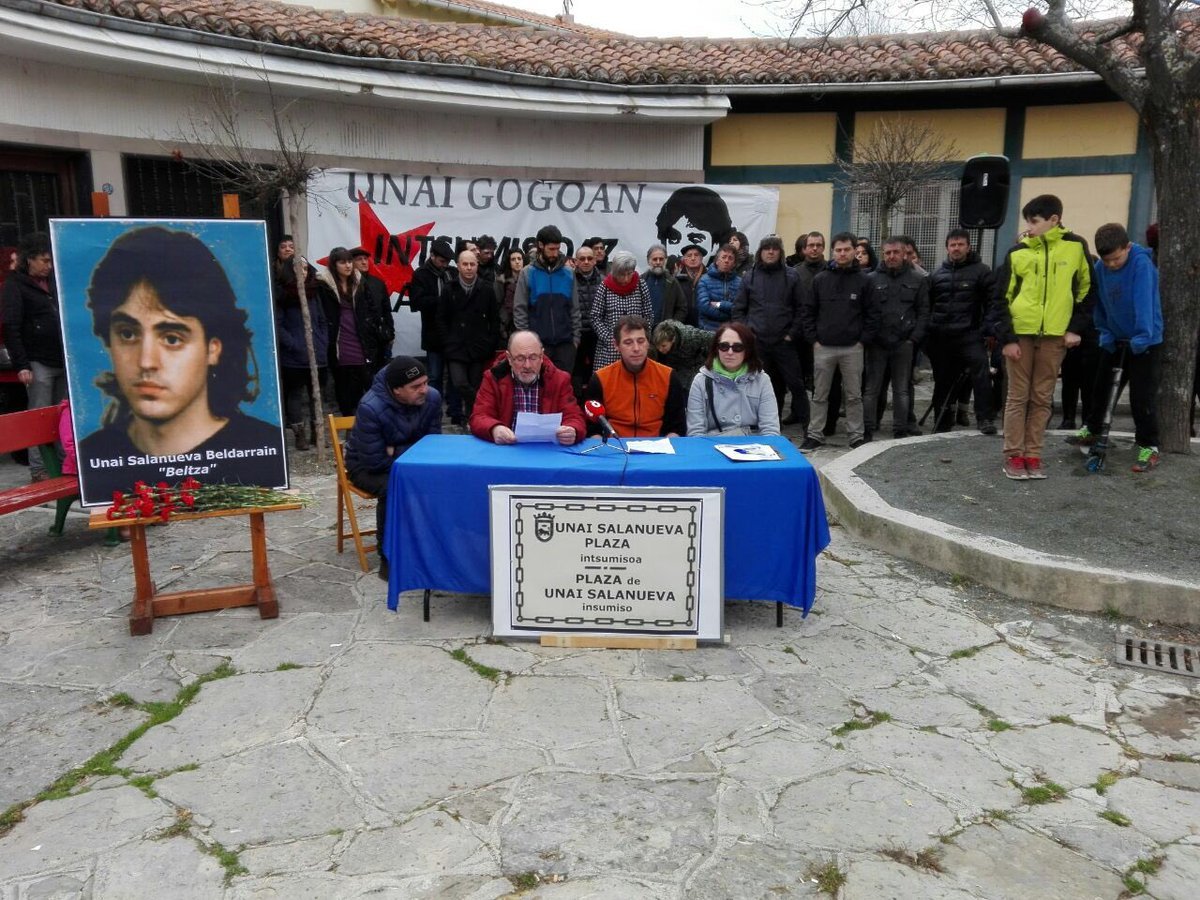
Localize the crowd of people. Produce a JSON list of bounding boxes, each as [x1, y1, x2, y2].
[[336, 196, 1178, 489], [0, 191, 1193, 510]]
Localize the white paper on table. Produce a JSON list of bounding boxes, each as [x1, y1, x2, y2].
[[625, 438, 675, 454], [515, 411, 563, 443]]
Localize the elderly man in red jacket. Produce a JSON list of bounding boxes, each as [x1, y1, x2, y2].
[[470, 330, 586, 445]]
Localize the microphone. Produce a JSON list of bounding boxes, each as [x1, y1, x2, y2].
[[583, 400, 617, 442]]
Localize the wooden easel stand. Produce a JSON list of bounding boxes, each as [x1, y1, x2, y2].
[[89, 503, 301, 635]]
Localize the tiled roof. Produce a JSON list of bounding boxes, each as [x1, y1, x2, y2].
[[31, 0, 1182, 88]]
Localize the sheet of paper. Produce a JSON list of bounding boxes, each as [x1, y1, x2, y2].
[[626, 438, 676, 454], [714, 443, 782, 462], [515, 411, 562, 443]]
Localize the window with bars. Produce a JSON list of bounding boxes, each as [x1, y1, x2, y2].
[[123, 155, 281, 229], [850, 178, 996, 270], [0, 146, 83, 246]]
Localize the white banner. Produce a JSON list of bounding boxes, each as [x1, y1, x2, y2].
[[307, 170, 778, 355]]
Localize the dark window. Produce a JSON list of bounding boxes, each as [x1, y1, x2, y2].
[[0, 145, 85, 248], [123, 155, 282, 233]]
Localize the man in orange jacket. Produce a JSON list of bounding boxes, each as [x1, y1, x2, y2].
[[584, 315, 686, 438]]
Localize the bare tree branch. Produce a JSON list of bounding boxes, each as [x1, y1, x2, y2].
[[1094, 18, 1139, 44], [166, 63, 331, 461], [761, 1, 1135, 38], [835, 116, 959, 239], [979, 0, 1006, 29], [1025, 1, 1148, 111]]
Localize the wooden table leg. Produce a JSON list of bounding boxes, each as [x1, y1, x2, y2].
[[249, 512, 279, 620], [129, 524, 155, 635]]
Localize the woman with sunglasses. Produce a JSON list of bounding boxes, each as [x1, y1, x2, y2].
[[686, 322, 780, 436]]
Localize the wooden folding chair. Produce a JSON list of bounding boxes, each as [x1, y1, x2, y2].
[[328, 414, 378, 571]]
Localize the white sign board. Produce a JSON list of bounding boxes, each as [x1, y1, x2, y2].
[[490, 487, 724, 641]]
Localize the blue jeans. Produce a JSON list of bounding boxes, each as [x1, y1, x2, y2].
[[28, 361, 67, 475]]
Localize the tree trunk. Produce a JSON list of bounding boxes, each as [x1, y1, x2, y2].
[[1144, 104, 1200, 454], [288, 199, 327, 464]]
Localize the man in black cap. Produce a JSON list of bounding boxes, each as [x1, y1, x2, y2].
[[676, 243, 706, 328], [733, 235, 809, 430], [345, 355, 443, 579], [407, 238, 463, 424], [475, 235, 498, 285], [350, 247, 394, 369]]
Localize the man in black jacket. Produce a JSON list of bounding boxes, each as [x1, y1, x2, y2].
[[863, 239, 930, 440], [573, 244, 603, 397], [407, 239, 463, 424], [474, 235, 499, 287], [792, 231, 826, 406], [799, 232, 875, 451], [927, 229, 998, 434], [733, 235, 808, 430], [675, 243, 705, 328]]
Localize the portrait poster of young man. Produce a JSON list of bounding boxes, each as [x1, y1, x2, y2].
[[51, 219, 288, 506]]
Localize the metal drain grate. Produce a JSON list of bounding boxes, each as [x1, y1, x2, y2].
[[1114, 635, 1200, 678]]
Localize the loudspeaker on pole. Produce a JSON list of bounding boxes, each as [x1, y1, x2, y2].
[[959, 155, 1010, 229]]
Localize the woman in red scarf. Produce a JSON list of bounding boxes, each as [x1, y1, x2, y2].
[[590, 249, 653, 370]]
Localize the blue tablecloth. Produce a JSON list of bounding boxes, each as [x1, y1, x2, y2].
[[385, 434, 829, 614]]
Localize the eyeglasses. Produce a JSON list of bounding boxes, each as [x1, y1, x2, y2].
[[510, 353, 543, 364], [716, 342, 745, 353]]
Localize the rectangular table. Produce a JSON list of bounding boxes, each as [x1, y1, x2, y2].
[[385, 434, 830, 614]]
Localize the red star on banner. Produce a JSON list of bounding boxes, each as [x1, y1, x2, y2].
[[317, 195, 436, 297]]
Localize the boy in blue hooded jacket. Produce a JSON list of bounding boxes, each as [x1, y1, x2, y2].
[[1069, 223, 1163, 472]]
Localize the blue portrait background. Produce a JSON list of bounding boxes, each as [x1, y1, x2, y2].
[[50, 218, 283, 440]]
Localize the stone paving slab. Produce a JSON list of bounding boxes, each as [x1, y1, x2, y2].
[[773, 770, 958, 851], [987, 722, 1125, 789], [843, 857, 979, 900], [936, 821, 1126, 899], [1015, 795, 1160, 871], [842, 723, 1020, 815], [0, 684, 145, 809], [498, 772, 716, 878], [153, 742, 370, 846], [1145, 842, 1200, 900], [0, 787, 173, 881], [0, 466, 1198, 897], [93, 835, 228, 898]]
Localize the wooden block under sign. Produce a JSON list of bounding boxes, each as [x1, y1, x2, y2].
[[539, 634, 697, 651]]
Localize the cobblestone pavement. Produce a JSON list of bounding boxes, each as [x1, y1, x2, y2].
[[0, 451, 1197, 899]]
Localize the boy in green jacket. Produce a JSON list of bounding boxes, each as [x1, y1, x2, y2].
[[993, 194, 1094, 480]]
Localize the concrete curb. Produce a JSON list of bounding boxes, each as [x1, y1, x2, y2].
[[818, 431, 1200, 627]]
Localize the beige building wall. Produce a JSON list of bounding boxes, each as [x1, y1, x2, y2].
[[853, 109, 1006, 161], [710, 113, 838, 166], [1023, 102, 1138, 158], [1018, 175, 1132, 249], [775, 183, 834, 247]]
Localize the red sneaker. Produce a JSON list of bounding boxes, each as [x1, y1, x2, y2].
[[1002, 456, 1027, 480], [1131, 446, 1160, 473], [1025, 457, 1046, 479]]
